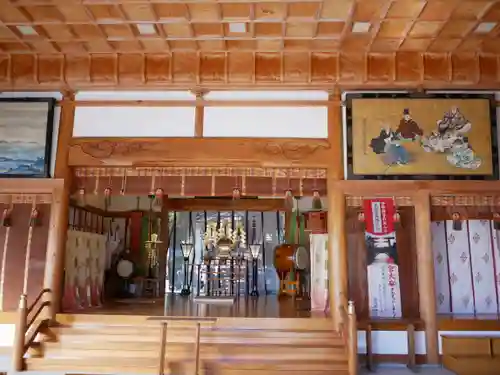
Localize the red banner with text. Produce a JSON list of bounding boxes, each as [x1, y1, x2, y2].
[[364, 197, 402, 318], [363, 197, 396, 236]]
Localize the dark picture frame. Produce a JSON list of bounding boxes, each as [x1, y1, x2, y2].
[[345, 92, 498, 181], [0, 97, 56, 178]]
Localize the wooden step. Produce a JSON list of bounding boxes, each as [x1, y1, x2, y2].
[[27, 358, 349, 375], [42, 345, 346, 361], [56, 315, 335, 331], [49, 335, 343, 348], [51, 331, 342, 346], [52, 325, 340, 338]]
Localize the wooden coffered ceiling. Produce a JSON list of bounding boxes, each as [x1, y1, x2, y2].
[[0, 0, 500, 89]]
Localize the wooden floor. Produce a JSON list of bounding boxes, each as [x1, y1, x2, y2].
[[66, 294, 321, 318]]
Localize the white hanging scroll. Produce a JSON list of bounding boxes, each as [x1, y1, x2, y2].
[[364, 198, 402, 318], [310, 234, 328, 311]]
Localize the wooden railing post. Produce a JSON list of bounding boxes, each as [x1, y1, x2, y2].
[[347, 301, 358, 375], [194, 322, 201, 375], [12, 294, 28, 371]]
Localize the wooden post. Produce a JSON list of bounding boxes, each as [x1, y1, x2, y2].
[[194, 91, 205, 138], [327, 183, 348, 330], [159, 200, 170, 296], [326, 88, 346, 329], [12, 294, 27, 371], [347, 301, 358, 375], [43, 91, 75, 319], [328, 88, 343, 181], [414, 190, 439, 364]]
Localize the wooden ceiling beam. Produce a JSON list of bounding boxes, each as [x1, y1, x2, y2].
[[0, 52, 499, 90]]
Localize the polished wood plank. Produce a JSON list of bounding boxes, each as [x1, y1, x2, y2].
[[65, 295, 320, 319]]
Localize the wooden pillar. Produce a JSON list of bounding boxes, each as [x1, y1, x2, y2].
[[327, 182, 348, 329], [43, 92, 75, 318], [414, 190, 439, 364], [159, 200, 170, 295], [326, 88, 347, 329], [194, 91, 205, 137]]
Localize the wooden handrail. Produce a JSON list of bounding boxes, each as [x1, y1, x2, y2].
[[26, 288, 51, 315], [338, 296, 358, 375], [12, 289, 52, 372], [153, 317, 217, 375]]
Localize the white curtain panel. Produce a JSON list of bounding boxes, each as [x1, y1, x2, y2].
[[63, 230, 107, 310], [310, 234, 328, 311], [489, 221, 500, 313], [467, 220, 498, 314], [432, 220, 500, 315], [431, 221, 451, 313], [445, 220, 475, 314]]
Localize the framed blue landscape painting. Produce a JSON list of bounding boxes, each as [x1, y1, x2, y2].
[[0, 98, 55, 178]]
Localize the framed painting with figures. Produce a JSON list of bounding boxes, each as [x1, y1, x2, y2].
[[345, 93, 498, 180]]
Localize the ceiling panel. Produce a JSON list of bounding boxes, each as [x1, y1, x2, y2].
[[0, 0, 496, 55]]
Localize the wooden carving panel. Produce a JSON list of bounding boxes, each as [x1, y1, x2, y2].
[[0, 52, 498, 90], [68, 138, 332, 168]]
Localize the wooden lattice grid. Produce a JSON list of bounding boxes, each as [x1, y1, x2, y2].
[[0, 0, 499, 54], [346, 196, 413, 207], [432, 195, 500, 206], [0, 52, 499, 89], [0, 1, 499, 89], [0, 194, 52, 204]]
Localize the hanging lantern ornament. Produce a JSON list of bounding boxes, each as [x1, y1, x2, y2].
[[78, 187, 86, 206], [120, 171, 127, 195], [232, 187, 241, 200], [357, 211, 366, 230], [30, 207, 39, 227], [493, 212, 500, 231], [148, 189, 155, 201], [232, 176, 241, 200], [451, 211, 463, 231], [285, 189, 294, 211], [393, 210, 402, 229], [1, 208, 12, 227], [104, 186, 112, 210], [154, 188, 164, 206], [312, 190, 322, 210]]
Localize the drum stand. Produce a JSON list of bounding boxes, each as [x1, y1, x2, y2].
[[250, 257, 259, 297], [181, 255, 191, 296], [249, 244, 261, 297]]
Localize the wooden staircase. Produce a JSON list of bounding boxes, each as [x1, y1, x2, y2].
[[25, 314, 350, 375]]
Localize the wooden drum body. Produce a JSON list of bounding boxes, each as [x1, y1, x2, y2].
[[273, 244, 309, 295]]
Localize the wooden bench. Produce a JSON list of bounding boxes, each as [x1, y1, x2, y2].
[[360, 319, 423, 372], [442, 335, 500, 375]]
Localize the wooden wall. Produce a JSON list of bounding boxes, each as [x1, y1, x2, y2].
[[0, 203, 50, 311], [346, 206, 420, 321]]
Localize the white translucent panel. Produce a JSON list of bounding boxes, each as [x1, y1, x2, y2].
[[445, 220, 474, 314], [75, 91, 196, 101], [0, 91, 63, 99], [431, 221, 451, 314], [203, 106, 328, 138], [204, 90, 329, 101], [73, 106, 196, 137]]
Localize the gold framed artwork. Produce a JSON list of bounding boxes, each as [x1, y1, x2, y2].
[[347, 94, 496, 178]]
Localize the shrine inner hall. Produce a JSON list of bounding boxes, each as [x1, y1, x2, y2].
[[0, 1, 500, 375]]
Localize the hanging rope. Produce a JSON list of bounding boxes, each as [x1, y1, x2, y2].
[[22, 199, 38, 295], [0, 199, 13, 309]]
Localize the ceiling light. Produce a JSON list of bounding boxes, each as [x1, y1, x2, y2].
[[352, 22, 370, 33], [136, 23, 156, 35], [229, 22, 247, 33], [16, 25, 38, 36], [475, 22, 496, 33]]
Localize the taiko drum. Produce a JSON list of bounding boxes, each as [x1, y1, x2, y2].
[[273, 243, 309, 279]]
